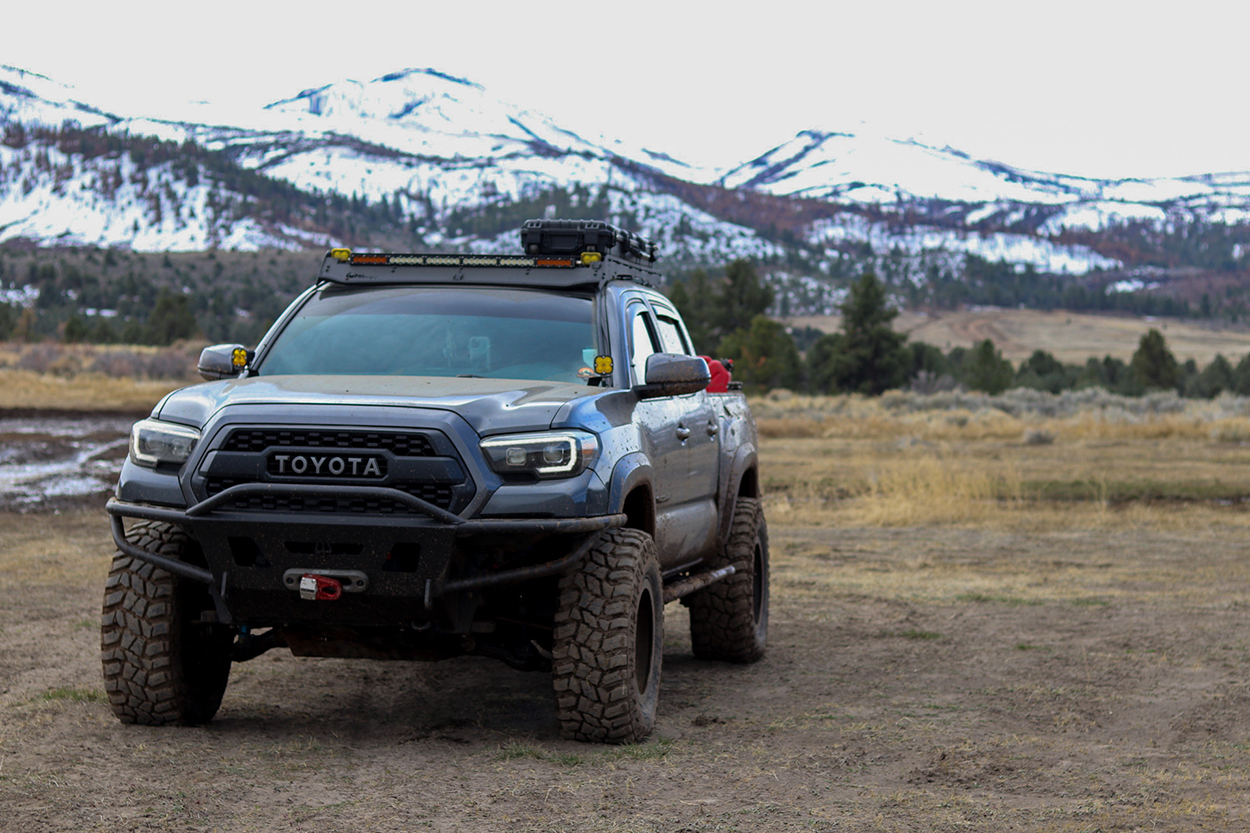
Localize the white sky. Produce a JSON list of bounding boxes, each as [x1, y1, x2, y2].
[[7, 0, 1249, 179]]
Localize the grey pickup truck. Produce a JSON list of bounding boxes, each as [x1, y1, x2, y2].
[[104, 219, 768, 743]]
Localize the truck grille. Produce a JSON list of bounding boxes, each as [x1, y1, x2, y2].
[[222, 429, 435, 457], [199, 427, 471, 515]]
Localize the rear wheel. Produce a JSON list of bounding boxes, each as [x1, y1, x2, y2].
[[552, 528, 663, 743], [101, 521, 235, 725], [687, 496, 769, 663]]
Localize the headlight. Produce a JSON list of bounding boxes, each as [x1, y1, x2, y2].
[[129, 419, 200, 468], [480, 431, 599, 479]]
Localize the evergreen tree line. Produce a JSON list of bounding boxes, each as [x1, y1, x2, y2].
[[0, 247, 317, 346], [910, 252, 1200, 317], [668, 260, 1250, 399], [892, 255, 1203, 319]]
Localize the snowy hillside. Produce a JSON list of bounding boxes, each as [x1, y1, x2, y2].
[[723, 130, 1250, 230], [0, 66, 775, 261], [1, 63, 1248, 288], [0, 134, 313, 250], [170, 69, 776, 264], [0, 66, 115, 131]]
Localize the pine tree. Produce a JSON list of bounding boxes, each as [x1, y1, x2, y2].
[[1183, 354, 1234, 399], [63, 315, 90, 344], [1233, 354, 1250, 396], [667, 268, 718, 354], [715, 260, 773, 339], [716, 315, 801, 392], [146, 292, 199, 345], [806, 272, 909, 395], [1015, 349, 1075, 394], [0, 301, 14, 340], [1130, 328, 1180, 391], [963, 339, 1014, 394]]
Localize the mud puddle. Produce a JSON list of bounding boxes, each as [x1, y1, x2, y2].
[[0, 415, 134, 510]]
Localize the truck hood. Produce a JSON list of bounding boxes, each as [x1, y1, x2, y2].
[[156, 375, 599, 436]]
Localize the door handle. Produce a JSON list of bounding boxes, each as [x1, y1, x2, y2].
[[706, 421, 719, 436], [676, 425, 692, 441]]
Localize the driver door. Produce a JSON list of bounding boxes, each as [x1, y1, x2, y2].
[[627, 299, 716, 566]]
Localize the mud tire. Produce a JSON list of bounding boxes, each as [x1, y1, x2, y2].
[[687, 496, 769, 663], [101, 521, 234, 725], [552, 528, 664, 744]]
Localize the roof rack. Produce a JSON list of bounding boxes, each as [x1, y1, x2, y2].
[[520, 219, 658, 264], [317, 221, 661, 288]]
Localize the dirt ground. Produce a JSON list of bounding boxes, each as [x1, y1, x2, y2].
[[4, 484, 1250, 831]]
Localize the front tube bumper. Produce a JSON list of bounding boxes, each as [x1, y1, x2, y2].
[[106, 483, 626, 597]]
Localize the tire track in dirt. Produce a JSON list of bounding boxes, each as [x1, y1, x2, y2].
[[942, 312, 1019, 353]]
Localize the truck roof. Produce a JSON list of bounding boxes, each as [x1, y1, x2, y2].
[[316, 219, 663, 290], [316, 251, 661, 290]]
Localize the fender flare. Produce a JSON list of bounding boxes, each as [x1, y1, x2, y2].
[[608, 452, 655, 533], [718, 444, 759, 544]]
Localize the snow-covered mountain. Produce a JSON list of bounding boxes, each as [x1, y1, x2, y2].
[[1, 64, 1247, 283], [0, 66, 779, 262], [722, 130, 1250, 230], [0, 66, 114, 131]]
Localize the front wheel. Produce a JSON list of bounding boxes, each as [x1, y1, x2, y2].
[[101, 521, 235, 725], [687, 496, 769, 663], [552, 528, 664, 744]]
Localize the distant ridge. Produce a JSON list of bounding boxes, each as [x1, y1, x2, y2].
[[0, 63, 1247, 297]]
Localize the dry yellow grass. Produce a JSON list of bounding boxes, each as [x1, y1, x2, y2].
[[757, 389, 1250, 439], [848, 455, 1024, 526], [0, 368, 179, 411], [757, 392, 1250, 532], [786, 308, 1250, 365], [0, 341, 202, 410]]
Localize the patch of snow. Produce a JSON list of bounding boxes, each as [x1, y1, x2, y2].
[[2, 284, 39, 307], [808, 215, 1119, 275]]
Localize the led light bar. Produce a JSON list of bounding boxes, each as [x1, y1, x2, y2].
[[317, 223, 663, 288], [344, 253, 573, 269]]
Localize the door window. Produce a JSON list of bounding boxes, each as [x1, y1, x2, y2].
[[654, 314, 691, 355], [629, 305, 659, 385]]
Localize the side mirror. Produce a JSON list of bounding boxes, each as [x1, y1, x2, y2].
[[637, 354, 711, 398], [198, 344, 250, 381]]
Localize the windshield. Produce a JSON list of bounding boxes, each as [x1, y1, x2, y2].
[[258, 286, 598, 384]]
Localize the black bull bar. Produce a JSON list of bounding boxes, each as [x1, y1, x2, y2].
[[106, 483, 627, 621]]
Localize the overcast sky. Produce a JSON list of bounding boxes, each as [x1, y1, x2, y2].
[[7, 0, 1248, 179]]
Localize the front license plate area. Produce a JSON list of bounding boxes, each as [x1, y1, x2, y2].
[[187, 515, 457, 625]]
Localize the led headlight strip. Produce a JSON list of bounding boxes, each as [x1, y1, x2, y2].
[[480, 431, 598, 479], [129, 419, 200, 468]]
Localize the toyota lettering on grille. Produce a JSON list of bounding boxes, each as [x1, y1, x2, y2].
[[268, 453, 387, 478]]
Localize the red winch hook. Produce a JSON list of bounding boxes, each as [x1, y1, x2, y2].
[[299, 574, 343, 601]]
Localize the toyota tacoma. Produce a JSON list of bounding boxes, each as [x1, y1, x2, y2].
[[103, 220, 768, 743]]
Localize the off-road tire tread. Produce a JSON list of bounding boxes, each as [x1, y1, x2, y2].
[[552, 528, 663, 744], [688, 497, 768, 663], [100, 520, 230, 725]]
